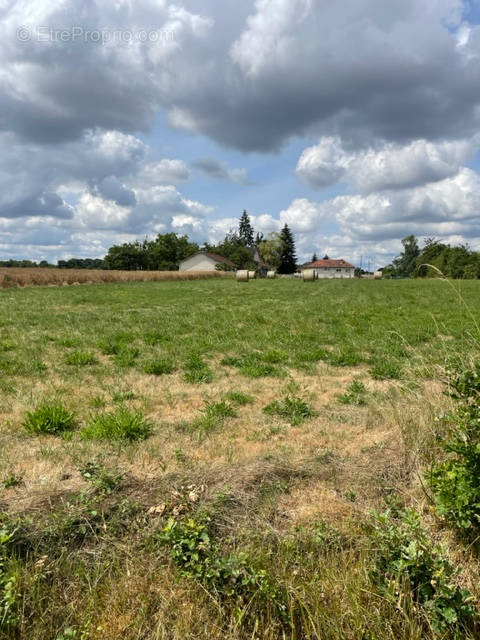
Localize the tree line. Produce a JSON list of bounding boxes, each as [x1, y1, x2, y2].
[[0, 212, 299, 273], [383, 235, 480, 279]]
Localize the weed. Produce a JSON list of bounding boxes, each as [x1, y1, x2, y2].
[[78, 462, 124, 493], [112, 347, 140, 368], [224, 391, 254, 406], [89, 395, 107, 408], [82, 408, 153, 442], [337, 380, 368, 405], [263, 394, 317, 425], [111, 390, 136, 403], [0, 522, 18, 628], [372, 508, 476, 634], [1, 474, 23, 490], [328, 348, 362, 367], [191, 400, 237, 439], [23, 404, 76, 435], [143, 358, 175, 376], [369, 359, 402, 379], [143, 330, 171, 345], [65, 350, 98, 366], [183, 353, 213, 384], [428, 365, 480, 533], [158, 516, 287, 619]]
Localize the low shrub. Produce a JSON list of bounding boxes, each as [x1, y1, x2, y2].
[[428, 404, 480, 532], [263, 394, 317, 426], [158, 516, 287, 620], [0, 523, 18, 628], [23, 404, 76, 435], [428, 364, 480, 533], [82, 408, 153, 442], [371, 508, 476, 635]]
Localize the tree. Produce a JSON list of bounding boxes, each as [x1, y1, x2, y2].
[[392, 235, 420, 277], [323, 254, 329, 260], [238, 210, 254, 247], [205, 230, 255, 269], [311, 252, 318, 262], [104, 241, 146, 270], [258, 232, 283, 269], [144, 233, 198, 270], [278, 224, 297, 274]]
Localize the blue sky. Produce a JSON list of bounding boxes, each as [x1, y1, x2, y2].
[[1, 0, 480, 268]]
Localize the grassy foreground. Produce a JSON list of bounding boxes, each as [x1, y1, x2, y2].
[[1, 278, 480, 639]]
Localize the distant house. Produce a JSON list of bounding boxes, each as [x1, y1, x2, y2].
[[178, 252, 236, 272], [301, 258, 355, 279]]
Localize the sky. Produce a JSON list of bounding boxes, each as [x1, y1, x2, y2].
[[1, 0, 480, 268]]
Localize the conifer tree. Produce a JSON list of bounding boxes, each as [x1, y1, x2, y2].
[[278, 224, 297, 274], [238, 210, 254, 247], [311, 252, 318, 262]]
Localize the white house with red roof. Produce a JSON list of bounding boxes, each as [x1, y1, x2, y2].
[[302, 258, 355, 279]]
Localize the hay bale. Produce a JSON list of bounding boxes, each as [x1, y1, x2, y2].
[[236, 270, 249, 282], [266, 271, 276, 279], [248, 270, 256, 279], [303, 269, 316, 281]]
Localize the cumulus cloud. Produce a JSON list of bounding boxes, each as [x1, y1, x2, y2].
[[279, 198, 330, 233], [135, 160, 191, 186], [2, 0, 480, 263], [332, 168, 480, 240], [2, 0, 480, 152], [297, 136, 478, 192], [193, 158, 248, 184]]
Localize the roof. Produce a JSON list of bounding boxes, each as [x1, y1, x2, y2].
[[180, 252, 237, 268], [303, 258, 355, 269]]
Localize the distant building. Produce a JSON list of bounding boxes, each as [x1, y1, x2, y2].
[[301, 258, 355, 279], [178, 252, 237, 272]]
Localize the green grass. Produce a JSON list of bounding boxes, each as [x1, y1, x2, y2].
[[81, 408, 153, 441], [23, 404, 76, 435], [142, 358, 175, 376], [65, 350, 98, 366], [2, 278, 480, 639], [263, 394, 317, 426]]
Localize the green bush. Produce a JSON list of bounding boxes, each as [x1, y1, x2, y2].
[[82, 408, 153, 442], [65, 350, 97, 366], [263, 394, 317, 426], [158, 516, 286, 616], [371, 508, 475, 635], [23, 404, 76, 435], [428, 364, 480, 533], [0, 524, 18, 628], [428, 403, 480, 531]]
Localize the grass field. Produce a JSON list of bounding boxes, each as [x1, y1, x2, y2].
[[1, 278, 480, 639]]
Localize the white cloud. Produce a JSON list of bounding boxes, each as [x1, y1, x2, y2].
[[296, 136, 477, 192], [279, 198, 329, 233]]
